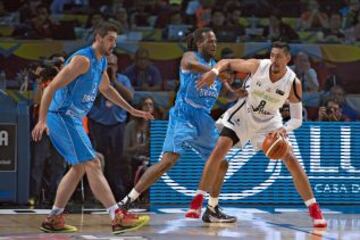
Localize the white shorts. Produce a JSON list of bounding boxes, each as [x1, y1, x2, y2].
[[216, 98, 283, 150]]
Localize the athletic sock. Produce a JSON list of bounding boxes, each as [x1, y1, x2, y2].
[[49, 206, 64, 216], [305, 198, 316, 207], [107, 203, 119, 220], [196, 189, 207, 196], [118, 189, 140, 206], [208, 196, 219, 209]]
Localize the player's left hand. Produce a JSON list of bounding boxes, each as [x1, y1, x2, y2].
[[196, 70, 217, 89], [130, 108, 154, 120]]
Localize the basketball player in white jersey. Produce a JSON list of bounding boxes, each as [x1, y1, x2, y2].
[[190, 41, 327, 228]]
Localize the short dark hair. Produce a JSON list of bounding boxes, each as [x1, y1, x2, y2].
[[94, 22, 118, 38], [186, 28, 213, 51], [39, 66, 59, 82], [272, 41, 290, 54]]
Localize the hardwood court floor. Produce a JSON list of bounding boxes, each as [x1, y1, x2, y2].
[[0, 207, 359, 239]]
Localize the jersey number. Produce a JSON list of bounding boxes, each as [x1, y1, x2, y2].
[[252, 100, 267, 113]]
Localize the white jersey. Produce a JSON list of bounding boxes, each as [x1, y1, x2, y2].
[[246, 59, 296, 122], [217, 59, 296, 149]]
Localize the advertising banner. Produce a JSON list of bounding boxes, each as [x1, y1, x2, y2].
[[150, 121, 360, 204]]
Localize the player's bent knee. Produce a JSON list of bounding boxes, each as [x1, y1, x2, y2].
[[160, 152, 179, 171], [71, 164, 85, 175], [84, 158, 102, 171]]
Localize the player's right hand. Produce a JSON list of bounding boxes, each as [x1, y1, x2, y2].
[[196, 70, 217, 89], [131, 109, 154, 120], [32, 121, 49, 142]]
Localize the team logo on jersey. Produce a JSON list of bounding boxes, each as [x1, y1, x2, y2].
[[276, 89, 285, 95]]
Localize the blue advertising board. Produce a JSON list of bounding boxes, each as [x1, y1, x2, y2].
[[150, 121, 360, 205]]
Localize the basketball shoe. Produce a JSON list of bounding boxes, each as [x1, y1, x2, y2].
[[185, 194, 204, 218], [40, 214, 77, 233], [112, 208, 150, 234], [202, 205, 237, 223], [309, 203, 327, 228]]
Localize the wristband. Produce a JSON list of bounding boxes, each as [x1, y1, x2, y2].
[[211, 68, 219, 76]]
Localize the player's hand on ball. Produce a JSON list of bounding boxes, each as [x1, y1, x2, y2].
[[32, 121, 49, 142], [196, 70, 217, 89], [275, 127, 287, 138], [131, 108, 154, 120]]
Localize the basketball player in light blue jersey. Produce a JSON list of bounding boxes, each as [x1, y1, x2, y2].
[[32, 22, 153, 234], [118, 28, 239, 223]]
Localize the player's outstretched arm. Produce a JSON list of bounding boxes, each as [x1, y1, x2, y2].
[[181, 51, 211, 73], [32, 56, 90, 141], [99, 71, 154, 120], [196, 58, 260, 89]]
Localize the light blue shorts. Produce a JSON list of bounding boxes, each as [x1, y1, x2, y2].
[[162, 105, 219, 160], [47, 112, 96, 165]]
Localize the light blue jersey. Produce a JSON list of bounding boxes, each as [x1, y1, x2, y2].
[[174, 52, 222, 113], [162, 52, 222, 160], [47, 46, 107, 165], [49, 47, 107, 118]]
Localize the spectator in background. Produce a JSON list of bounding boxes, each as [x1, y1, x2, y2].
[[109, 7, 130, 33], [123, 97, 157, 190], [83, 12, 105, 42], [318, 98, 350, 121], [50, 0, 89, 14], [88, 53, 134, 200], [263, 12, 299, 42], [209, 9, 245, 42], [291, 52, 320, 107], [322, 85, 359, 121], [0, 1, 18, 25], [19, 0, 42, 23], [30, 66, 66, 206], [129, 1, 151, 28], [14, 4, 56, 39], [195, 0, 214, 28], [300, 0, 329, 30], [225, 8, 241, 26], [123, 48, 162, 91], [280, 101, 291, 122], [322, 12, 346, 43], [340, 0, 360, 29], [347, 11, 360, 41], [221, 47, 235, 59]]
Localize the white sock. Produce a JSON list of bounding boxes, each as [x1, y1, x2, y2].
[[128, 189, 140, 201], [107, 203, 119, 220], [118, 189, 140, 206], [49, 206, 64, 216], [196, 189, 207, 196], [208, 197, 219, 208], [305, 198, 316, 207]]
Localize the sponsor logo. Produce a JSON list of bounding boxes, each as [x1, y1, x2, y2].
[[158, 125, 360, 200]]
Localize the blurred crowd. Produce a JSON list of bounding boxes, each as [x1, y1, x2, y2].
[[0, 0, 359, 43]]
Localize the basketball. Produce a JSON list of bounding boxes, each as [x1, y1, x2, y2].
[[262, 132, 289, 160]]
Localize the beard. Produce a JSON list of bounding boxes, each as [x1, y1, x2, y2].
[[104, 47, 113, 56]]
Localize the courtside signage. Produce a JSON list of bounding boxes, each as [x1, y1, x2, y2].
[[150, 121, 360, 204]]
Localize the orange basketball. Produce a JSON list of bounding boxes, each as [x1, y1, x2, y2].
[[262, 132, 289, 160]]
